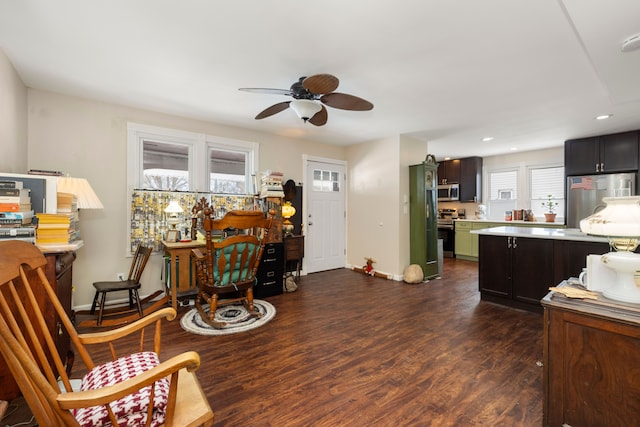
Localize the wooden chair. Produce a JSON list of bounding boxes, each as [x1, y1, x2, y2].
[[89, 244, 152, 326], [192, 206, 273, 328], [0, 240, 214, 426]]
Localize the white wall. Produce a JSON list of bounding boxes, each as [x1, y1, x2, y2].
[[27, 89, 346, 308], [346, 136, 400, 276], [0, 49, 27, 172]]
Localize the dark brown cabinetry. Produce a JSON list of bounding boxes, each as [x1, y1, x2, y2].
[[459, 156, 483, 202], [284, 235, 304, 281], [542, 289, 640, 426], [552, 240, 610, 284], [0, 250, 75, 400], [479, 235, 554, 311], [564, 131, 639, 176], [254, 242, 284, 298], [437, 159, 460, 184]]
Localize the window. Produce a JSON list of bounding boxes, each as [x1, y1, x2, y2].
[[530, 165, 565, 218], [127, 123, 258, 193], [487, 169, 517, 219], [143, 141, 189, 191], [313, 169, 340, 192]]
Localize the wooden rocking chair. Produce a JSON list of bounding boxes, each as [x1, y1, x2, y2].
[[192, 206, 273, 328], [0, 240, 214, 426]]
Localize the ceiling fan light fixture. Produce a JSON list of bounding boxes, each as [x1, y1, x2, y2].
[[290, 99, 322, 122]]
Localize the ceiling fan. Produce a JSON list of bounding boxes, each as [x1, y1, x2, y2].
[[239, 73, 373, 126]]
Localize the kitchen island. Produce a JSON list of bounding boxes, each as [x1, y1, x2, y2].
[[454, 219, 564, 260], [473, 226, 610, 312]]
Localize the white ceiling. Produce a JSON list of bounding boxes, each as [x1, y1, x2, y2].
[[1, 0, 640, 160]]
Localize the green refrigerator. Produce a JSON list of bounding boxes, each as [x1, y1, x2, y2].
[[409, 156, 439, 279]]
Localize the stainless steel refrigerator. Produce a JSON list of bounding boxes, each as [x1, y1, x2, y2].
[[566, 172, 636, 228]]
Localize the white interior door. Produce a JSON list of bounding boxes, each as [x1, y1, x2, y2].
[[304, 159, 346, 273]]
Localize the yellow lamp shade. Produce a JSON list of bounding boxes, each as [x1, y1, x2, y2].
[[282, 201, 296, 219]]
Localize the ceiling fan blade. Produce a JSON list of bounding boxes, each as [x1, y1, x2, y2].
[[308, 105, 328, 126], [302, 74, 339, 94], [239, 88, 293, 96], [255, 101, 291, 119], [321, 92, 374, 111]]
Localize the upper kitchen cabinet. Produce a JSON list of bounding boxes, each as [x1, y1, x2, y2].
[[565, 131, 639, 176], [437, 159, 460, 184], [459, 156, 482, 202]]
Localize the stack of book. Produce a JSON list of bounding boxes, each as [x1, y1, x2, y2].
[[260, 170, 285, 198], [0, 180, 36, 243], [35, 210, 80, 245]]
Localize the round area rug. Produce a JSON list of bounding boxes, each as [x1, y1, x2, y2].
[[180, 300, 276, 336]]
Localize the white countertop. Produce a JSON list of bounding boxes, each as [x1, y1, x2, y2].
[[471, 226, 609, 243], [455, 218, 561, 225]]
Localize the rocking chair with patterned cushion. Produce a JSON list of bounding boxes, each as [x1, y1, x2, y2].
[[192, 206, 273, 328], [0, 240, 214, 427]]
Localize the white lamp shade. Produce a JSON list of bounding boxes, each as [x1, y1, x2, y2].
[[290, 99, 322, 121], [164, 200, 184, 214], [56, 177, 104, 209], [580, 196, 640, 238]]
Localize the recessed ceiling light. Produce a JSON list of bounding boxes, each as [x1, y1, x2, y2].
[[444, 157, 451, 160], [595, 114, 612, 120], [482, 137, 494, 142], [510, 147, 518, 151]]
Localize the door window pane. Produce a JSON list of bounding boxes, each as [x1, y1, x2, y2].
[[313, 169, 340, 192]]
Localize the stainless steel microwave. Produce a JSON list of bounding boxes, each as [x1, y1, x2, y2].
[[437, 183, 459, 201]]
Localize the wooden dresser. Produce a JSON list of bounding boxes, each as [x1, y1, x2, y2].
[[0, 248, 77, 401], [542, 283, 640, 426]]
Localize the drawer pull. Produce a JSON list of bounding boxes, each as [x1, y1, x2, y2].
[[267, 271, 275, 278], [266, 248, 276, 254]]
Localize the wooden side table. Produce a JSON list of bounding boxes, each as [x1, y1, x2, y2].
[[161, 240, 205, 311], [542, 282, 640, 426], [283, 235, 304, 281]]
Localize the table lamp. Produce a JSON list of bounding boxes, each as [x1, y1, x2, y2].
[[165, 200, 184, 229], [56, 176, 104, 209], [580, 196, 640, 303], [281, 201, 296, 236]]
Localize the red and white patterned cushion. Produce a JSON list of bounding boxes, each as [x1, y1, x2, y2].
[[74, 351, 170, 427]]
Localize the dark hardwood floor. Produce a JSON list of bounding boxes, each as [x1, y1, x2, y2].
[[67, 258, 545, 426]]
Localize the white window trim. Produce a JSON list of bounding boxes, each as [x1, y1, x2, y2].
[[126, 122, 259, 254]]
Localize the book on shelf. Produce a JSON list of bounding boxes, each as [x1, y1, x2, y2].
[[0, 218, 33, 227], [0, 203, 31, 212], [0, 226, 36, 239], [0, 188, 30, 204], [0, 180, 23, 189], [0, 188, 28, 197], [0, 210, 34, 220]]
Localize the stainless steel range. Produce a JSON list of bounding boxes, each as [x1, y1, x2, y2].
[[437, 209, 457, 257]]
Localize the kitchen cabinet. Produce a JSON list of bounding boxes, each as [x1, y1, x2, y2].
[[459, 156, 483, 202], [455, 221, 563, 261], [479, 234, 554, 311], [564, 131, 638, 176], [552, 240, 609, 284], [542, 286, 640, 426], [410, 157, 439, 279], [437, 158, 460, 185]]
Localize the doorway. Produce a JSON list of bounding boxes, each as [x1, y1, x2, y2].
[[304, 157, 346, 273]]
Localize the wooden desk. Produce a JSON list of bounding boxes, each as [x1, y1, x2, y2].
[[162, 240, 205, 311], [283, 235, 304, 281]]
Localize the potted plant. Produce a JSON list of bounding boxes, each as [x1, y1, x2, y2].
[[542, 194, 559, 222]]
